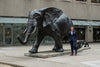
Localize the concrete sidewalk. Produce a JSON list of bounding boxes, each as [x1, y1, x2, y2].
[[0, 43, 100, 67]]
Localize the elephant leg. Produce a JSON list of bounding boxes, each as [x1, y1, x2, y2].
[[53, 35, 64, 52], [29, 34, 44, 53], [52, 42, 59, 51]]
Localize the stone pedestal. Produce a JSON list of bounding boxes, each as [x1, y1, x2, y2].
[[24, 47, 91, 58]]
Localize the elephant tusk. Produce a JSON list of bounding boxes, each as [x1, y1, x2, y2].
[[23, 28, 27, 34], [32, 26, 37, 34]]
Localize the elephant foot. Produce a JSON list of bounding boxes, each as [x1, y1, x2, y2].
[[52, 47, 58, 51], [29, 48, 38, 53], [55, 48, 64, 52], [84, 46, 86, 47]]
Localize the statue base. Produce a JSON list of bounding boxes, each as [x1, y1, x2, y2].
[[24, 47, 91, 58]]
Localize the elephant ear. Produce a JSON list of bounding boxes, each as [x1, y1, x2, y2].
[[41, 7, 63, 27]]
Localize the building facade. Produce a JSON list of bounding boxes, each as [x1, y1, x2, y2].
[[0, 0, 100, 45]]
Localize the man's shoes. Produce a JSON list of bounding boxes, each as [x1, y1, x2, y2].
[[75, 52, 77, 56], [70, 54, 73, 56]]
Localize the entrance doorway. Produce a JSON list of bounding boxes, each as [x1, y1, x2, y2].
[[93, 28, 100, 42], [3, 27, 13, 45], [75, 28, 85, 40], [0, 26, 3, 45], [5, 28, 12, 44]]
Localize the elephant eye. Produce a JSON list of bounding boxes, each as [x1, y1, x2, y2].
[[27, 22, 34, 26], [34, 13, 41, 18], [34, 13, 40, 16], [35, 16, 40, 19]]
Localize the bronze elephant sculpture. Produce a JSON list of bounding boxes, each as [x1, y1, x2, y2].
[[17, 7, 73, 53]]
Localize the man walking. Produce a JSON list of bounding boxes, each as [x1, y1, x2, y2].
[[68, 26, 78, 56]]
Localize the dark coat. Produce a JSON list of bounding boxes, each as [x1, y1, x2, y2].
[[68, 30, 78, 42]]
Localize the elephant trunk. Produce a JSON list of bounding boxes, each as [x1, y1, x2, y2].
[[17, 28, 29, 45], [17, 26, 36, 45], [17, 34, 29, 45]]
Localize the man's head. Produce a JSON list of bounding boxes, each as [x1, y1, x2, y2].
[[70, 26, 74, 31]]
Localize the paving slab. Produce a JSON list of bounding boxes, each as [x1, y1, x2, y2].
[[0, 43, 100, 67], [0, 62, 24, 67]]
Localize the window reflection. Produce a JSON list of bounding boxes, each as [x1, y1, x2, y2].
[[93, 28, 100, 42], [76, 0, 87, 2], [91, 0, 100, 3], [75, 28, 85, 40]]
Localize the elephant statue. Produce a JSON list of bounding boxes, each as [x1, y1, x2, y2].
[[17, 7, 73, 53]]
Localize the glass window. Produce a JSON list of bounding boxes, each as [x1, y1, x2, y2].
[[0, 24, 3, 45], [75, 28, 85, 40], [91, 0, 100, 3], [5, 28, 12, 44], [93, 28, 100, 42]]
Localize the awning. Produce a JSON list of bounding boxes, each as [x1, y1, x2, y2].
[[73, 20, 100, 26], [0, 17, 28, 23], [0, 17, 100, 26]]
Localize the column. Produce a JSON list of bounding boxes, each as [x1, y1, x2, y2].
[[85, 26, 93, 42], [3, 25, 5, 45]]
